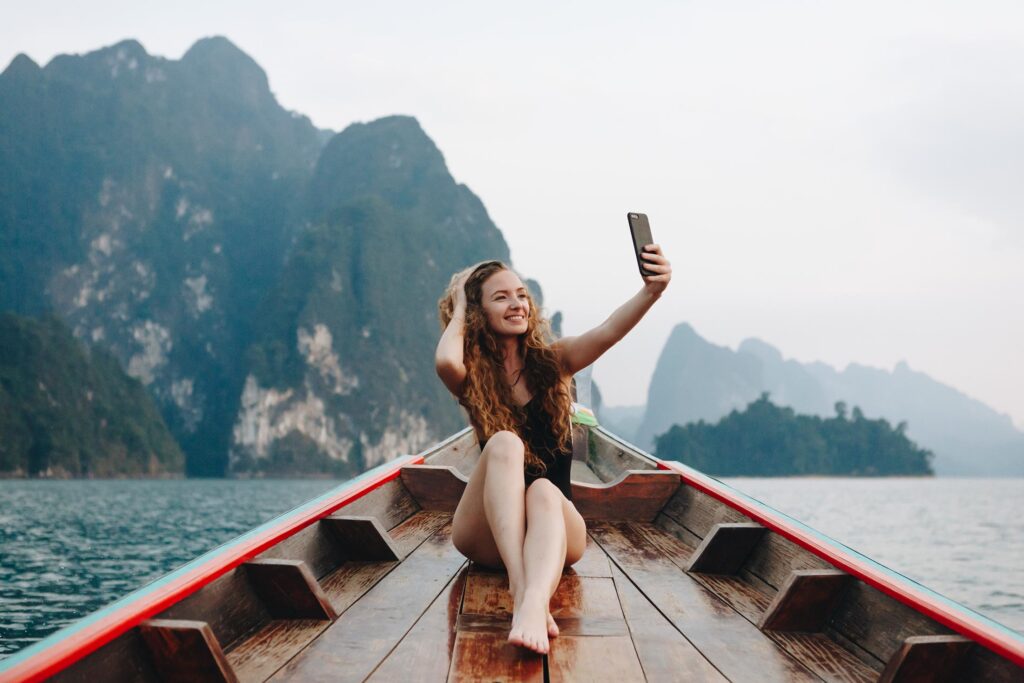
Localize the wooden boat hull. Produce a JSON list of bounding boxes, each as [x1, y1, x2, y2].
[[1, 425, 1021, 682]]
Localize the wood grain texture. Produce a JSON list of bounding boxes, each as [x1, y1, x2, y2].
[[547, 635, 646, 683], [878, 635, 974, 683], [759, 569, 852, 632], [827, 580, 952, 667], [367, 566, 469, 682], [569, 535, 613, 578], [331, 478, 420, 531], [460, 571, 512, 616], [654, 511, 702, 549], [956, 645, 1024, 683], [740, 531, 834, 591], [270, 522, 466, 683], [400, 465, 468, 512], [610, 564, 727, 682], [421, 429, 479, 476], [225, 619, 328, 683], [319, 510, 449, 614], [685, 522, 767, 574], [765, 632, 878, 683], [661, 484, 750, 539], [447, 631, 543, 683], [691, 573, 773, 623], [138, 619, 238, 683], [651, 524, 876, 683], [571, 470, 680, 522], [587, 428, 659, 481], [321, 515, 402, 561], [252, 520, 345, 582], [242, 559, 337, 621], [456, 613, 626, 638], [159, 567, 272, 652], [589, 521, 820, 682], [49, 629, 162, 683]]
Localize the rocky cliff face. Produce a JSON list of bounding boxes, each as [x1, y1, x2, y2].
[[0, 38, 555, 476], [232, 116, 520, 474]]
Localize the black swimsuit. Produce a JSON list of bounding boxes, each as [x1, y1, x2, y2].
[[481, 395, 573, 501]]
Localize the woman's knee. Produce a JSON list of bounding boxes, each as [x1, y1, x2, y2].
[[482, 430, 525, 468], [525, 478, 562, 511]]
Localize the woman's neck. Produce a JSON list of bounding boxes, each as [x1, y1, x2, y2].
[[499, 337, 524, 373]]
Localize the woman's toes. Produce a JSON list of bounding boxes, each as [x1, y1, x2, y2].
[[546, 612, 559, 637]]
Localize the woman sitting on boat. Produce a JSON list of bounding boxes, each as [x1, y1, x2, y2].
[[433, 245, 671, 654]]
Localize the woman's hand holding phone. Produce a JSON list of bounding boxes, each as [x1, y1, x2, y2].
[[640, 243, 671, 296]]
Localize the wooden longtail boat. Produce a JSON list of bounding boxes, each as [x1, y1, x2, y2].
[[1, 424, 1022, 682]]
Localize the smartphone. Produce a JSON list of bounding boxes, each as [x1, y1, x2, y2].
[[627, 212, 656, 277]]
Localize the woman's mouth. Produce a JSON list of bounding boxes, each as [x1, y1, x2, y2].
[[505, 314, 525, 322]]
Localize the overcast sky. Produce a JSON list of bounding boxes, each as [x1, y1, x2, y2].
[[4, 1, 1022, 427]]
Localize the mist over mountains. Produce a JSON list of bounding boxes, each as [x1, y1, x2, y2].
[[628, 323, 1024, 476], [3, 36, 1018, 478]]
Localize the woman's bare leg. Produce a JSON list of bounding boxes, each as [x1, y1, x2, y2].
[[451, 431, 528, 597], [508, 479, 588, 653]]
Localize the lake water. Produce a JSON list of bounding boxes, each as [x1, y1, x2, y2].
[[0, 477, 1021, 660]]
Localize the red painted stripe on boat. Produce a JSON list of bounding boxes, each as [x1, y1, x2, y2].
[[655, 460, 1024, 668], [1, 454, 424, 683]]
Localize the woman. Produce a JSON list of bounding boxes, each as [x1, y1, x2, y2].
[[434, 244, 671, 654]]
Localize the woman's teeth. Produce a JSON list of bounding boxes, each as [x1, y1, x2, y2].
[[506, 315, 525, 321]]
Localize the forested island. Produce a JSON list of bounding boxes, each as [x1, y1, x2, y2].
[[653, 393, 934, 476]]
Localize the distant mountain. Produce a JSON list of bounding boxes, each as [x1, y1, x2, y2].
[[637, 323, 1024, 476], [0, 37, 559, 476], [0, 312, 183, 477]]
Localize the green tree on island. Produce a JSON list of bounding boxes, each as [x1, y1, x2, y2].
[[653, 392, 934, 476]]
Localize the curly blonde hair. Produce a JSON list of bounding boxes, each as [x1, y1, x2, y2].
[[438, 260, 573, 475]]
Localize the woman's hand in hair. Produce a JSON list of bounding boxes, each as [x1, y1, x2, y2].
[[640, 244, 671, 297], [453, 270, 471, 311]]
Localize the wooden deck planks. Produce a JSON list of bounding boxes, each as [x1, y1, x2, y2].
[[589, 520, 822, 682], [447, 630, 544, 683], [546, 634, 646, 683], [318, 510, 449, 615], [690, 573, 773, 622], [270, 522, 466, 683], [635, 521, 878, 683], [366, 567, 469, 682], [226, 620, 328, 683], [766, 632, 879, 683], [610, 564, 727, 682]]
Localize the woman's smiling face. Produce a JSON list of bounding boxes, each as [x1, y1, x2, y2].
[[480, 269, 530, 336]]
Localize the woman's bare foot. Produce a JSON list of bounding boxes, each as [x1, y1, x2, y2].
[[508, 589, 550, 654], [546, 611, 559, 638]]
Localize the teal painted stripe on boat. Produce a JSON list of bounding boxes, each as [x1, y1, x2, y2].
[[0, 455, 415, 673], [658, 458, 1024, 647]]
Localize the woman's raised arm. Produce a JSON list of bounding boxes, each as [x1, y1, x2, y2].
[[435, 272, 470, 397], [553, 243, 671, 377]]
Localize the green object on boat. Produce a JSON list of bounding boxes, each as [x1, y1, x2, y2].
[[571, 402, 598, 426]]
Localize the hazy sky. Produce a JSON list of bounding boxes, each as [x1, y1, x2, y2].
[[4, 1, 1023, 427]]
